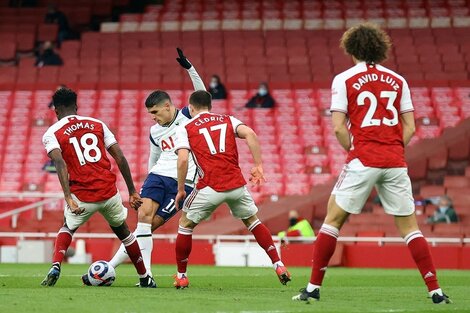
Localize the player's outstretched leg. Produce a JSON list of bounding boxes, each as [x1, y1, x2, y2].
[[107, 222, 155, 276], [111, 222, 156, 288], [41, 225, 74, 286], [109, 199, 159, 274], [244, 215, 291, 285]]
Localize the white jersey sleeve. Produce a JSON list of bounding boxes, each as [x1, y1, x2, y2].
[[187, 66, 206, 91], [148, 141, 162, 173], [330, 74, 348, 113], [102, 122, 118, 149], [229, 116, 244, 135], [400, 79, 414, 114], [42, 128, 60, 154], [175, 125, 191, 152]]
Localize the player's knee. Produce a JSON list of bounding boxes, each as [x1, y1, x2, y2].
[[242, 214, 258, 228], [179, 214, 197, 229], [137, 206, 156, 224], [151, 215, 165, 231], [110, 222, 131, 240]]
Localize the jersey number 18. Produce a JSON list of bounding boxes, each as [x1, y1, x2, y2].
[[69, 133, 102, 165]]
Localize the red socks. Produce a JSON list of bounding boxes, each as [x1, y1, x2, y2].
[[405, 230, 440, 292], [176, 226, 193, 274], [309, 224, 339, 285], [52, 227, 73, 264], [122, 234, 147, 276], [249, 220, 281, 264]]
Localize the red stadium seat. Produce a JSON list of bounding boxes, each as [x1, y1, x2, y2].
[[444, 176, 470, 189], [0, 40, 16, 62]]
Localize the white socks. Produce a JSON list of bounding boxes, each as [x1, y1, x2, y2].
[[109, 222, 153, 275], [177, 272, 187, 279], [134, 222, 153, 276], [109, 243, 128, 269]]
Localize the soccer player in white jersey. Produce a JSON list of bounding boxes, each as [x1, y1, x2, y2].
[[101, 48, 204, 283], [292, 23, 451, 304]]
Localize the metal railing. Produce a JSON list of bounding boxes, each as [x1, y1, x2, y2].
[[0, 232, 467, 246], [0, 197, 63, 228]]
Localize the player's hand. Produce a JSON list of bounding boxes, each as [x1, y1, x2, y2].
[[129, 192, 143, 210], [176, 48, 192, 69], [66, 198, 85, 215], [249, 165, 266, 186], [175, 190, 186, 211]]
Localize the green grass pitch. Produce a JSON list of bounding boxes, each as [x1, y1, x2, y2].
[[0, 264, 469, 313]]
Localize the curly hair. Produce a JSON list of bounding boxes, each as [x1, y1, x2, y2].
[[340, 23, 392, 64]]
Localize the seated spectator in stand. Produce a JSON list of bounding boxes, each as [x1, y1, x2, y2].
[[245, 82, 275, 108], [36, 41, 63, 67], [277, 210, 315, 244], [45, 4, 70, 46], [208, 75, 227, 100], [426, 195, 458, 224]]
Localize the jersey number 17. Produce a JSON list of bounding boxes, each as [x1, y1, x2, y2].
[[199, 124, 227, 155]]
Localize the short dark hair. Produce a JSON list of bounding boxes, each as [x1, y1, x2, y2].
[[52, 87, 77, 108], [145, 90, 171, 108], [340, 23, 391, 64], [189, 90, 212, 110]]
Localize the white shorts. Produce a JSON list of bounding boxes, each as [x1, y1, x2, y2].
[[64, 192, 128, 230], [183, 186, 258, 224], [332, 158, 415, 216]]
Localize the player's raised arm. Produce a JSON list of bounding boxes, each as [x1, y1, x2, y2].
[[48, 149, 84, 215], [236, 124, 266, 185], [107, 144, 142, 210], [176, 47, 206, 91]]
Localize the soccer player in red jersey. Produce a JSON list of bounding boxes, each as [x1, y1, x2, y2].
[[40, 88, 155, 288], [292, 23, 451, 304], [173, 90, 290, 289]]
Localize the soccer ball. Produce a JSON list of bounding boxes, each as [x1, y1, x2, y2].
[[87, 260, 116, 286]]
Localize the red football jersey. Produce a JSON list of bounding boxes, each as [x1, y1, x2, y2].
[[42, 115, 118, 202], [330, 62, 414, 168], [175, 112, 246, 192]]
